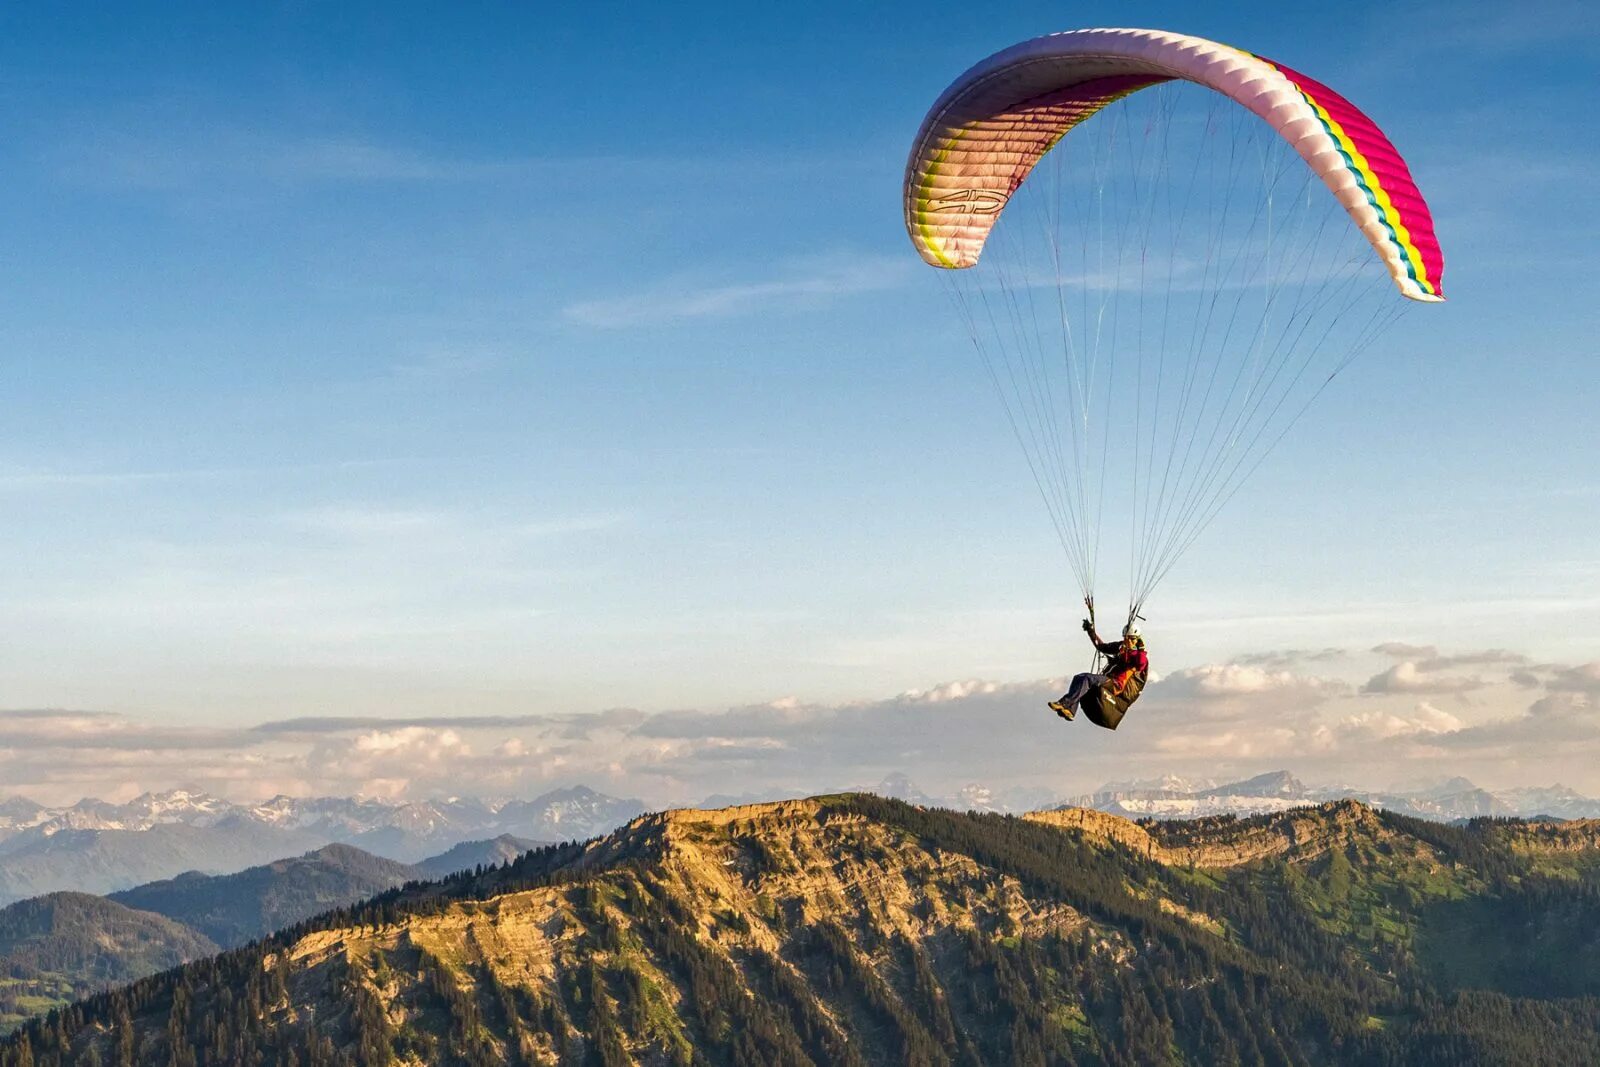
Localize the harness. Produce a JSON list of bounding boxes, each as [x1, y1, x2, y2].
[[1081, 596, 1148, 729]]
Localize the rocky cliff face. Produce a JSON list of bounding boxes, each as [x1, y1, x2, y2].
[[1487, 818, 1600, 853], [1027, 798, 1398, 869]]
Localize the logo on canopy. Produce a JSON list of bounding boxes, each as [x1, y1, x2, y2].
[[929, 189, 1009, 215]]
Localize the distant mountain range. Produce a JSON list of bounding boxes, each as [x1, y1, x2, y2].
[[1062, 770, 1600, 822], [0, 786, 643, 902], [6, 772, 1598, 905], [409, 832, 541, 881], [816, 769, 1600, 823]]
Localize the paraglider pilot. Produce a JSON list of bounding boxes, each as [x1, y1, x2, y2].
[[1050, 620, 1148, 722]]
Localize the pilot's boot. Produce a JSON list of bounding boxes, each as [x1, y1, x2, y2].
[[1048, 697, 1076, 721]]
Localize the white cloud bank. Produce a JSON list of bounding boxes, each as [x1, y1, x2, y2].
[[0, 644, 1589, 807]]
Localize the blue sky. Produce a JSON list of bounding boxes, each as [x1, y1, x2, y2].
[[0, 1, 1596, 801]]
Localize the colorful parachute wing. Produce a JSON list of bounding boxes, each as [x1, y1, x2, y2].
[[904, 28, 1443, 301]]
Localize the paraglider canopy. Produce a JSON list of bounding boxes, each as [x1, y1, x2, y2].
[[903, 28, 1444, 618], [906, 28, 1443, 301]]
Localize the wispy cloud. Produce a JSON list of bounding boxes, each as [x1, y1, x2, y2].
[[47, 124, 523, 193], [0, 459, 391, 494], [2, 503, 626, 662], [1397, 0, 1599, 58], [1361, 650, 1527, 695], [1158, 663, 1347, 702], [1234, 648, 1347, 669], [281, 505, 448, 538], [1362, 661, 1484, 695], [384, 347, 505, 383], [1373, 642, 1437, 659], [251, 709, 646, 738], [1550, 663, 1600, 694], [562, 255, 911, 328], [278, 503, 627, 544], [0, 709, 258, 751], [40, 107, 880, 200], [1431, 690, 1600, 753], [0, 466, 186, 491]]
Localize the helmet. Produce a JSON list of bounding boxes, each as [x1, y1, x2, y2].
[[1122, 622, 1142, 640]]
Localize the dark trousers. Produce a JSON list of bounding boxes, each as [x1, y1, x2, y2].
[[1061, 672, 1109, 709]]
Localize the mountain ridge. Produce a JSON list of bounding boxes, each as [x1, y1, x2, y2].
[[0, 892, 218, 1034], [9, 793, 1600, 1064], [0, 833, 556, 1032], [107, 843, 425, 949]]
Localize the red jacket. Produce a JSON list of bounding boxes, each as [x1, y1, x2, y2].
[[1096, 639, 1149, 694]]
